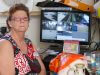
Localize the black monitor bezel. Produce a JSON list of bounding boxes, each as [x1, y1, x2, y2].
[[40, 9, 91, 45]]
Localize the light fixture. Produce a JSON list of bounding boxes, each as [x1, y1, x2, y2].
[[3, 0, 28, 6]]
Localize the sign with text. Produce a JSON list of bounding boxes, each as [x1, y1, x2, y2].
[[63, 40, 80, 54]]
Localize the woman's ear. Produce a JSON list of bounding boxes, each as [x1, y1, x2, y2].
[[8, 20, 12, 28]]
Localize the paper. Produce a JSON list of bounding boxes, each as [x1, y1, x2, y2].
[[63, 40, 80, 54]]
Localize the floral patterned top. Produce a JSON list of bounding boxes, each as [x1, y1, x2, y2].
[[1, 34, 38, 75]]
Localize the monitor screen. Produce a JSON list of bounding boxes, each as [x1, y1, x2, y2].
[[40, 9, 91, 45]]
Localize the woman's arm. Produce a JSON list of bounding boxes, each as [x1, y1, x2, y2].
[[33, 47, 46, 75], [35, 55, 46, 75], [0, 39, 15, 75]]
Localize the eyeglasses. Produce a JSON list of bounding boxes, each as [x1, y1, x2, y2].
[[11, 17, 29, 22]]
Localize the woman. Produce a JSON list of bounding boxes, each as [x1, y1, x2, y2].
[[0, 4, 46, 75]]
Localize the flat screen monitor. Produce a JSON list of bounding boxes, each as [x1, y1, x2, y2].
[[40, 8, 91, 45]]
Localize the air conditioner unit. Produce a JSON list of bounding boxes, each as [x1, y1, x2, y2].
[[0, 0, 33, 12]]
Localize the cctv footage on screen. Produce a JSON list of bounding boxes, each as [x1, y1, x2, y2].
[[41, 11, 89, 42]]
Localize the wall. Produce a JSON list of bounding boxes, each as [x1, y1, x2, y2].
[[91, 18, 100, 42]]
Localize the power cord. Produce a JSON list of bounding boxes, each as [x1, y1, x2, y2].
[[88, 41, 100, 52]]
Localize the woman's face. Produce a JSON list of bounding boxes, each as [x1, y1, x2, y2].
[[9, 10, 29, 32]]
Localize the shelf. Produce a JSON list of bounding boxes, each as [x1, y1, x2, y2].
[[0, 11, 99, 18], [0, 11, 8, 16], [0, 11, 41, 16], [30, 11, 41, 16]]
